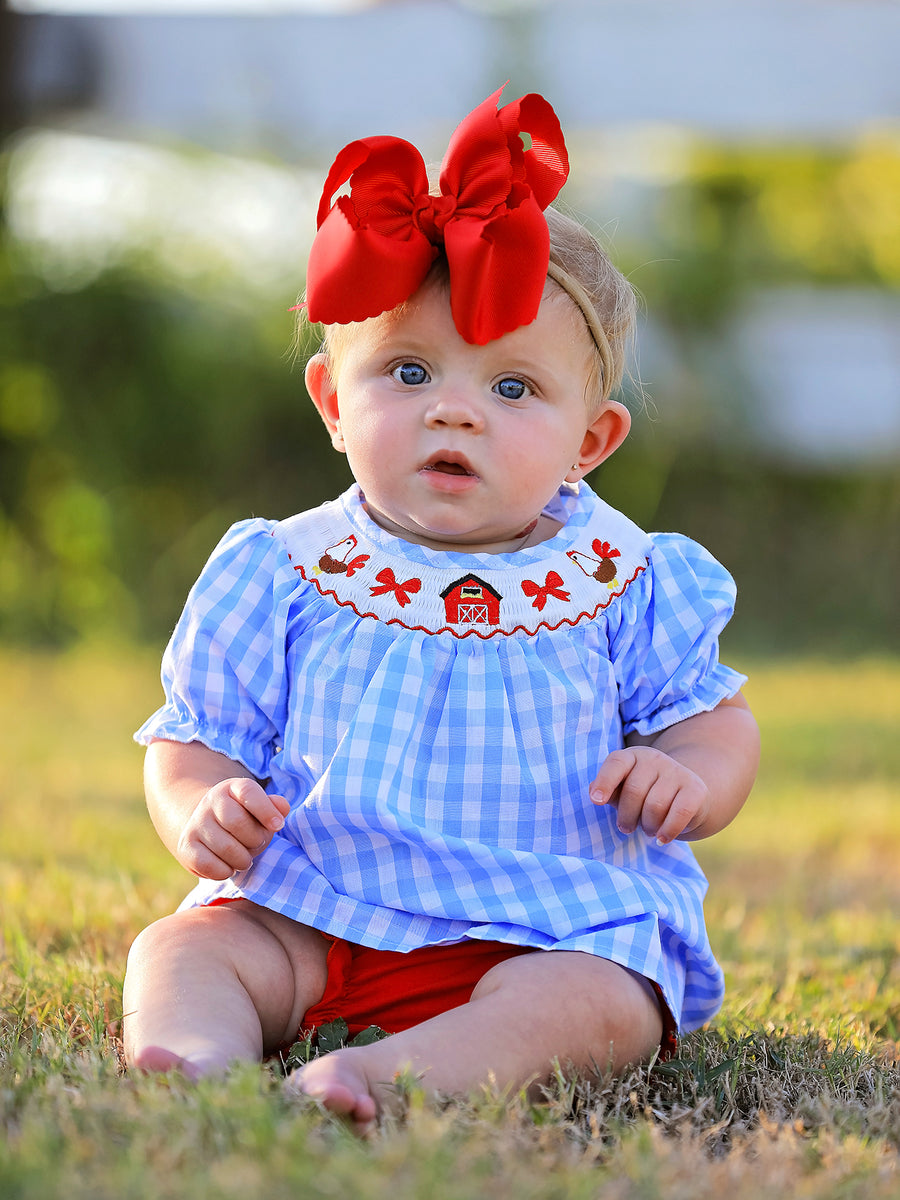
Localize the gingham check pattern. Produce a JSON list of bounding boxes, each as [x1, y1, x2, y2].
[[136, 484, 746, 1031]]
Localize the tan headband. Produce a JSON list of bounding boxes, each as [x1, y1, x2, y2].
[[546, 261, 615, 401]]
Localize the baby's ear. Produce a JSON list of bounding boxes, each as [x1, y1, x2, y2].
[[566, 401, 631, 483], [305, 353, 344, 451]]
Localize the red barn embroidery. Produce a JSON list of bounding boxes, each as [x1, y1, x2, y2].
[[440, 575, 502, 626]]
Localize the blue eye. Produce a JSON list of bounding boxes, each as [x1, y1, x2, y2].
[[495, 377, 527, 400], [393, 362, 429, 386]]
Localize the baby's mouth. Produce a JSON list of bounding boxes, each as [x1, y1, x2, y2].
[[428, 461, 471, 475], [423, 454, 477, 477]]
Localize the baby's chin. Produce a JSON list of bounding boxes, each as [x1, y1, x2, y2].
[[361, 502, 505, 553]]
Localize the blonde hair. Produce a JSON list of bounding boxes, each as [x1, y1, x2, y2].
[[544, 206, 636, 407], [304, 205, 637, 408]]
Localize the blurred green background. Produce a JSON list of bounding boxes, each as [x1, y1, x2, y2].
[[1, 0, 898, 657]]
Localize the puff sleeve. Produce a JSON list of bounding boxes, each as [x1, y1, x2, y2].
[[607, 533, 747, 738], [135, 519, 300, 780]]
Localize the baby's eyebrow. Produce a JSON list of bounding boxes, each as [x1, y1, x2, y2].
[[375, 331, 431, 352]]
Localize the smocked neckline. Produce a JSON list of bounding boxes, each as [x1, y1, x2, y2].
[[338, 482, 594, 574]]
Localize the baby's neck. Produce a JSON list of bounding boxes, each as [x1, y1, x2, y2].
[[512, 513, 563, 551], [362, 504, 564, 555]]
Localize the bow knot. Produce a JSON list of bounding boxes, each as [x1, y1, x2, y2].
[[413, 192, 458, 240], [521, 571, 570, 612], [305, 85, 569, 345], [369, 567, 422, 608]]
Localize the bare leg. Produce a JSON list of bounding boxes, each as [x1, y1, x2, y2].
[[123, 900, 329, 1078], [287, 950, 664, 1133]]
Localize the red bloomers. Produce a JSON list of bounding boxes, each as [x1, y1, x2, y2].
[[300, 936, 535, 1037]]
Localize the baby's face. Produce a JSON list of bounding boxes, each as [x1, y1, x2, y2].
[[311, 278, 624, 554]]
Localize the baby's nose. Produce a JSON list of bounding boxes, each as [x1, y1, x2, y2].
[[424, 385, 485, 430]]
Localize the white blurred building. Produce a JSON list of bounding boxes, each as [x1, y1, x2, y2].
[[7, 0, 900, 465]]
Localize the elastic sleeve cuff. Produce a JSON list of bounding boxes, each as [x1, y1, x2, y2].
[[134, 712, 273, 780], [623, 664, 747, 738]]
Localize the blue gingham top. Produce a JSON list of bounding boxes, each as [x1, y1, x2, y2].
[[136, 481, 746, 1031]]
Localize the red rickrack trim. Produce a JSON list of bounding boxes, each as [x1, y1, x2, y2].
[[293, 562, 647, 640]]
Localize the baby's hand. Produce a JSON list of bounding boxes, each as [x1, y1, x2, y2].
[[589, 747, 711, 845], [177, 778, 291, 880]]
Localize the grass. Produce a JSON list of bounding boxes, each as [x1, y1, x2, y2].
[[1, 645, 899, 1198]]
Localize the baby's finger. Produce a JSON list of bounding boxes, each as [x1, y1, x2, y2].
[[654, 785, 707, 845], [634, 778, 680, 839], [180, 828, 254, 880], [589, 749, 636, 806], [609, 758, 664, 835], [269, 792, 292, 820], [227, 778, 288, 833]]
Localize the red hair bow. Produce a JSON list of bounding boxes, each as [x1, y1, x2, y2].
[[304, 86, 569, 345]]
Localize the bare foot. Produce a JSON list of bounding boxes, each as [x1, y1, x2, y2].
[[128, 1044, 205, 1080], [287, 1049, 382, 1136], [128, 1041, 239, 1080]]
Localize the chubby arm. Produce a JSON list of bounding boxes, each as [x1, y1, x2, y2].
[[144, 739, 290, 880], [589, 692, 759, 845]]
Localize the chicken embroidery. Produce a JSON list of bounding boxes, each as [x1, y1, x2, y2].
[[316, 535, 370, 577], [567, 539, 622, 586]]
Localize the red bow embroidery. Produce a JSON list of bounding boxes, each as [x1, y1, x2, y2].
[[369, 567, 422, 608], [521, 571, 570, 612], [304, 85, 569, 345]]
